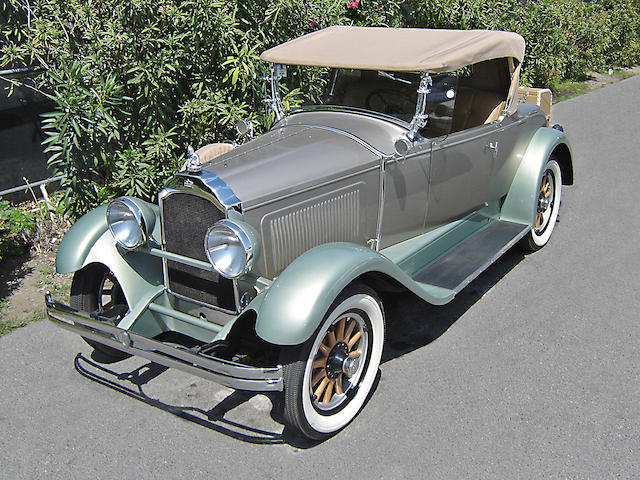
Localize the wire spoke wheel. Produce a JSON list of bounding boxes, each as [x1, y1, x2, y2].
[[280, 284, 384, 440]]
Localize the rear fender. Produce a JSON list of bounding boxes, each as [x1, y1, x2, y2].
[[501, 127, 572, 226]]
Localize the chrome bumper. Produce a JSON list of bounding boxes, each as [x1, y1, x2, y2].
[[45, 293, 283, 392]]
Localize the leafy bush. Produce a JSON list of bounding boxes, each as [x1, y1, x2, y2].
[[1, 0, 405, 217], [1, 0, 638, 218], [414, 0, 640, 86], [0, 199, 35, 260]]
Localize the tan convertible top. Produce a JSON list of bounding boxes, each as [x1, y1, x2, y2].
[[260, 26, 525, 72]]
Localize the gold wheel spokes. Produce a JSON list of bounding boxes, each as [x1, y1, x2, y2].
[[322, 379, 334, 404], [347, 330, 362, 350], [312, 369, 326, 387], [314, 376, 330, 399], [312, 357, 327, 369], [335, 317, 346, 342], [344, 318, 356, 343], [311, 314, 367, 408], [535, 212, 543, 229], [327, 330, 337, 348]]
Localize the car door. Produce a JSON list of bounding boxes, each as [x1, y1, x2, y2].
[[425, 122, 500, 228], [379, 147, 431, 248]]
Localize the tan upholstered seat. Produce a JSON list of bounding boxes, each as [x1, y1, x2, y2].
[[451, 89, 506, 132], [180, 143, 235, 171]]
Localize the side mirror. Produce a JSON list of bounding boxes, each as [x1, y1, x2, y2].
[[236, 119, 254, 137], [394, 138, 412, 159]]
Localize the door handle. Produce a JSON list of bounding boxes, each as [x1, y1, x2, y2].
[[485, 141, 499, 158]]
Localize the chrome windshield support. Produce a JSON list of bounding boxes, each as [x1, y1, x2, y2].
[[263, 64, 286, 123], [407, 72, 433, 141]]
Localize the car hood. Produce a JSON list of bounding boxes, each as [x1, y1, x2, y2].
[[202, 111, 406, 210]]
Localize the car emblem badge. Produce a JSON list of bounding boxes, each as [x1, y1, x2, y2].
[[184, 179, 194, 188]]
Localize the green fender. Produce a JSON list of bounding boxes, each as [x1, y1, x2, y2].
[[501, 127, 572, 226], [55, 200, 164, 312], [253, 242, 454, 346]]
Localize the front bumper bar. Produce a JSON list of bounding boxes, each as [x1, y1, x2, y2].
[[45, 293, 283, 392]]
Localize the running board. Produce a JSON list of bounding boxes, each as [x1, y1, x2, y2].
[[412, 220, 530, 294]]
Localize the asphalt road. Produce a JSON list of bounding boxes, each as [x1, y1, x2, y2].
[[2, 76, 639, 480]]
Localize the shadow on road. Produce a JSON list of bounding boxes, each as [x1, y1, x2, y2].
[[73, 248, 525, 447], [382, 248, 525, 363]]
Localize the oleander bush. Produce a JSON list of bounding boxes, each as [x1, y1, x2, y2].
[[0, 0, 638, 217]]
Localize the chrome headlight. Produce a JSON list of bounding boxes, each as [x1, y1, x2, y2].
[[107, 197, 148, 249], [204, 219, 260, 279]]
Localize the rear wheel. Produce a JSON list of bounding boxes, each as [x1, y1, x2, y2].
[[280, 284, 384, 440], [519, 156, 562, 252], [70, 263, 131, 359]]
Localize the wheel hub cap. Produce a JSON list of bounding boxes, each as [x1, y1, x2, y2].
[[325, 342, 349, 379]]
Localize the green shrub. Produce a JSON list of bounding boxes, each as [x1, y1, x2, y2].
[[1, 0, 405, 218], [414, 0, 640, 86], [0, 199, 35, 260], [1, 0, 638, 219]]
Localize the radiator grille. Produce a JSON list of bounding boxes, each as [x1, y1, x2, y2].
[[161, 192, 236, 311], [269, 190, 360, 273]]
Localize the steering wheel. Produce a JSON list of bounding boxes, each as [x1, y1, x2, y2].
[[364, 89, 415, 116]]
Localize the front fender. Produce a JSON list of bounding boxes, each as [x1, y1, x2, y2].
[[501, 127, 572, 226], [254, 242, 454, 346], [56, 204, 110, 274], [55, 200, 164, 313]]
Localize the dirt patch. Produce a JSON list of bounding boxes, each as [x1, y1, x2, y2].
[[0, 251, 71, 337], [554, 66, 640, 102]]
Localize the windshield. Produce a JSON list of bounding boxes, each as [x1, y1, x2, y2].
[[302, 69, 460, 137]]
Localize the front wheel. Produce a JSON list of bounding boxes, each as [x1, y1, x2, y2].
[[519, 156, 562, 252], [70, 263, 131, 360], [280, 284, 385, 440]]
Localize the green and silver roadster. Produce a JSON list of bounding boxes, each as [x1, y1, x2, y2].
[[46, 26, 573, 440]]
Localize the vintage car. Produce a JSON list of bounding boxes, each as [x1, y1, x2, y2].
[[46, 26, 573, 440]]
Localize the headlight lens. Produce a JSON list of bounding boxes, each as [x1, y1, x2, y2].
[[204, 220, 258, 279], [107, 198, 147, 249]]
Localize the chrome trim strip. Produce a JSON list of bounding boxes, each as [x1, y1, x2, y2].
[[275, 123, 390, 158], [288, 105, 411, 130], [45, 293, 283, 392], [374, 154, 387, 251], [178, 171, 242, 210]]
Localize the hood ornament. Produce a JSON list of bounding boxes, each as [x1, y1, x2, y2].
[[185, 145, 202, 174]]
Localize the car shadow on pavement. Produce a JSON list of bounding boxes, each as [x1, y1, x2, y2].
[[73, 248, 525, 448], [74, 353, 289, 445], [381, 248, 525, 363]]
